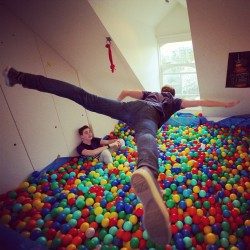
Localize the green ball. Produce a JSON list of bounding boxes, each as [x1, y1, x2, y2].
[[166, 199, 175, 208], [99, 228, 108, 240], [123, 221, 133, 231], [203, 201, 211, 209], [103, 234, 113, 244], [220, 237, 229, 248], [51, 237, 61, 249], [130, 237, 139, 248], [221, 221, 230, 232], [195, 233, 204, 244], [183, 237, 192, 248]]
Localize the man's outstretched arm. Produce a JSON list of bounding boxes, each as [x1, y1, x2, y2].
[[181, 99, 240, 108]]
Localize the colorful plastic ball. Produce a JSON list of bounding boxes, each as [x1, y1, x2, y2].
[[195, 232, 204, 244], [35, 236, 47, 246], [175, 238, 185, 249], [123, 221, 133, 231], [130, 237, 140, 248], [86, 227, 95, 238], [183, 236, 192, 248], [205, 233, 216, 244], [30, 229, 42, 240], [103, 233, 113, 244], [184, 216, 192, 225]]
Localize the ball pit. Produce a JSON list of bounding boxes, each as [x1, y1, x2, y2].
[[0, 118, 250, 249]]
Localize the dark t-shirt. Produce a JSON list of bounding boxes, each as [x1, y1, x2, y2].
[[142, 91, 183, 126], [76, 137, 102, 158]]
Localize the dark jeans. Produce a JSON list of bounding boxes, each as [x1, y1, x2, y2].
[[19, 73, 162, 177]]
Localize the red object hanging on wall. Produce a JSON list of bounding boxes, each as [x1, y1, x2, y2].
[[105, 37, 115, 73]]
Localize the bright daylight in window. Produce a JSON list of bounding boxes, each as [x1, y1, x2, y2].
[[159, 41, 200, 100]]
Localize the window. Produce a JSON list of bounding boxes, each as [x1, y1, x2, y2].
[[159, 40, 200, 100]]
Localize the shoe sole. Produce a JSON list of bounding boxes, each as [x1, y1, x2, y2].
[[2, 66, 11, 86], [131, 168, 171, 245]]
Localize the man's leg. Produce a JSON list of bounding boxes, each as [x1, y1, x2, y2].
[[3, 67, 129, 123], [99, 149, 113, 164], [131, 107, 171, 245]]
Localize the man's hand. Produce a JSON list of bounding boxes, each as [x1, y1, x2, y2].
[[109, 141, 120, 151], [224, 101, 240, 108]]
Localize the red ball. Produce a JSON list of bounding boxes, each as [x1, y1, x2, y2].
[[67, 198, 76, 206], [72, 236, 82, 246], [139, 238, 147, 249], [61, 234, 73, 246], [171, 224, 179, 234], [135, 207, 143, 217], [201, 216, 210, 226], [45, 228, 57, 240], [192, 215, 201, 224], [122, 231, 132, 242], [170, 213, 178, 223], [68, 227, 78, 237]]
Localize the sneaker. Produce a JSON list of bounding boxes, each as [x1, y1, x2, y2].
[[131, 167, 172, 245], [2, 66, 19, 87]]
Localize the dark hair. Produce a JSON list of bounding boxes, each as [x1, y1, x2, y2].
[[78, 125, 89, 135], [161, 85, 175, 96]]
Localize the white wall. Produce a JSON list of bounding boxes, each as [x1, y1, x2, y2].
[[187, 0, 250, 117], [89, 0, 160, 92], [156, 3, 190, 37], [0, 6, 89, 192]]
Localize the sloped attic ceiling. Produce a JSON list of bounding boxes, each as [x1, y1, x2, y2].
[[1, 0, 185, 97]]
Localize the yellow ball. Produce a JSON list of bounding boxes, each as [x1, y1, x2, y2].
[[110, 212, 118, 219], [67, 244, 77, 250], [67, 193, 75, 199], [197, 209, 204, 216], [117, 219, 124, 229], [229, 234, 238, 245], [86, 198, 94, 206], [229, 193, 237, 201], [225, 183, 232, 191], [203, 226, 212, 234], [33, 192, 41, 199], [22, 203, 32, 212], [129, 215, 138, 224], [172, 194, 181, 203], [205, 233, 216, 244], [0, 214, 11, 224], [185, 198, 193, 207], [101, 218, 110, 228], [208, 216, 215, 225], [193, 186, 200, 193], [93, 202, 100, 209], [27, 186, 36, 193], [74, 179, 81, 185], [80, 222, 89, 232], [100, 179, 107, 185], [245, 220, 250, 226], [94, 207, 103, 215], [19, 181, 29, 189]]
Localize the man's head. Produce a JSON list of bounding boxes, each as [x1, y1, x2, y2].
[[161, 85, 175, 96], [78, 125, 93, 142]]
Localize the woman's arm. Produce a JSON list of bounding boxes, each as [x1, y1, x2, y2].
[[117, 90, 143, 101], [181, 99, 240, 108]]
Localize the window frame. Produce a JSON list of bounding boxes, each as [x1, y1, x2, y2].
[[157, 33, 202, 113]]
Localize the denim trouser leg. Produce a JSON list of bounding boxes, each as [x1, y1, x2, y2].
[[19, 72, 161, 176], [19, 73, 130, 122], [131, 104, 160, 178]]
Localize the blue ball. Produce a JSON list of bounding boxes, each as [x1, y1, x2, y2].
[[175, 238, 185, 249], [60, 223, 71, 234], [30, 229, 42, 240], [179, 200, 187, 210]]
